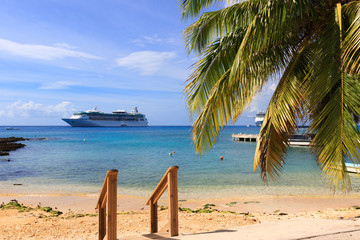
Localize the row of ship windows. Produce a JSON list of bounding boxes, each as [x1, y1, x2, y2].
[[89, 117, 145, 121]]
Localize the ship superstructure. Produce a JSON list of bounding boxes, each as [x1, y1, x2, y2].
[[255, 112, 265, 127], [62, 107, 148, 127]]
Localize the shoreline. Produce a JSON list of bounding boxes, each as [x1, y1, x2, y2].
[[1, 193, 359, 214], [3, 178, 360, 199]]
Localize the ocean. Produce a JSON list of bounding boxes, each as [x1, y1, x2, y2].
[[1, 126, 359, 198]]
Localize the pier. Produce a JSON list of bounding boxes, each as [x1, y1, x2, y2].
[[232, 134, 313, 147], [232, 134, 258, 142]]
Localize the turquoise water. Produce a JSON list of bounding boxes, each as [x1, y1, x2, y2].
[[0, 126, 359, 198]]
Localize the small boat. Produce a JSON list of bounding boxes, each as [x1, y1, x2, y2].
[[5, 127, 19, 130], [288, 134, 314, 147], [345, 163, 360, 174]]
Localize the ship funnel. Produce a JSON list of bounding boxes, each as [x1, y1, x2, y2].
[[131, 107, 138, 113]]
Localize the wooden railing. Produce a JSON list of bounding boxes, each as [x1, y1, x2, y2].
[[96, 169, 118, 240], [146, 166, 179, 237]]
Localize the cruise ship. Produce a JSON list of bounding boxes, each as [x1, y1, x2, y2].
[[62, 107, 148, 127], [255, 111, 265, 126]]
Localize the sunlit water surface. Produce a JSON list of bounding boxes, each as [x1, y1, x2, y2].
[[1, 126, 359, 198]]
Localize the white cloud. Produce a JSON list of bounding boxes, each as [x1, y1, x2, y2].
[[53, 42, 77, 49], [116, 51, 176, 75], [129, 35, 176, 47], [225, 0, 243, 7], [0, 100, 74, 118], [0, 38, 101, 61], [39, 81, 81, 90], [269, 83, 277, 91], [141, 35, 162, 44]]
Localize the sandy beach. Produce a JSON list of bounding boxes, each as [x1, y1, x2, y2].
[[1, 194, 359, 239]]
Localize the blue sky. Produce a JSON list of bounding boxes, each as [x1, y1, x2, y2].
[[0, 0, 275, 126]]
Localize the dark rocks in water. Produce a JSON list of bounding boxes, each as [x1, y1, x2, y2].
[[0, 137, 46, 157], [27, 137, 46, 141], [0, 142, 26, 152], [0, 137, 28, 143], [0, 137, 28, 156]]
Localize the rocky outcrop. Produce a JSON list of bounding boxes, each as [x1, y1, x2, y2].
[[0, 137, 28, 156]]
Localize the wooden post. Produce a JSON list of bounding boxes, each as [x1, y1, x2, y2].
[[98, 205, 106, 240], [150, 201, 158, 233], [107, 171, 118, 240], [167, 170, 178, 236]]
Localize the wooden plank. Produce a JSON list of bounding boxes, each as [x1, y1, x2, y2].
[[167, 170, 178, 236], [146, 166, 178, 205], [152, 182, 168, 204], [101, 193, 107, 209], [107, 171, 118, 240], [150, 201, 158, 233], [96, 178, 107, 209], [98, 205, 106, 240], [97, 169, 117, 209]]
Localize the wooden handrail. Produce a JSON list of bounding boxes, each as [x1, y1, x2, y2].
[[146, 166, 179, 237], [96, 169, 118, 240]]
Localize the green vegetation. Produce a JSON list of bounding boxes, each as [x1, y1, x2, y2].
[[244, 201, 260, 204], [66, 213, 97, 218], [226, 201, 237, 207], [179, 206, 215, 213], [159, 205, 168, 211], [203, 203, 216, 209], [0, 199, 30, 212], [178, 203, 253, 216], [180, 0, 360, 191], [0, 199, 62, 217]]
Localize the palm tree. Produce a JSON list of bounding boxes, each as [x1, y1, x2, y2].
[[180, 0, 360, 191]]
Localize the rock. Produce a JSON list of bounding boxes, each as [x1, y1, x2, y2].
[[0, 137, 27, 143], [0, 137, 44, 157], [0, 142, 26, 152], [0, 137, 28, 156]]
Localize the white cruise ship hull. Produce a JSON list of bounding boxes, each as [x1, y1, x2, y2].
[[254, 119, 263, 127], [62, 118, 148, 127]]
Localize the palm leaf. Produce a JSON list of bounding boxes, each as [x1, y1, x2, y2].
[[343, 2, 360, 74], [254, 46, 309, 181], [180, 0, 229, 19], [183, 1, 261, 54], [307, 4, 360, 191]]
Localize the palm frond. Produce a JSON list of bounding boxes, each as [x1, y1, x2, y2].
[[307, 4, 360, 191], [343, 2, 360, 74], [180, 0, 229, 19], [185, 27, 246, 117], [183, 1, 260, 54], [229, 0, 317, 84], [254, 47, 308, 181]]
